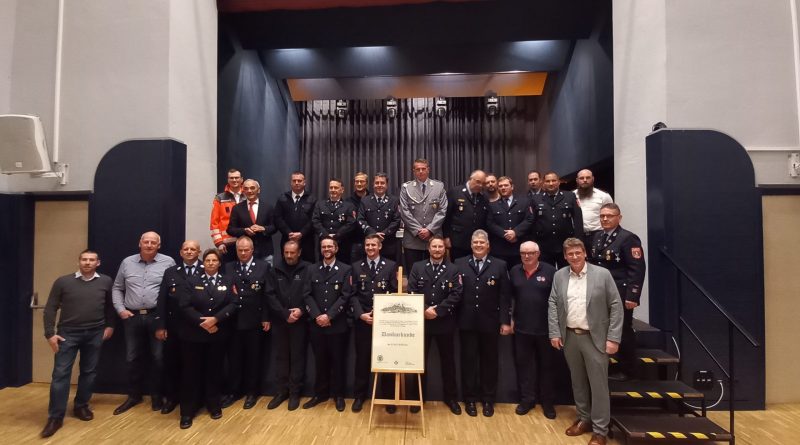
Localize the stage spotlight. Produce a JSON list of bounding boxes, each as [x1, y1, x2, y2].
[[486, 96, 499, 116], [435, 97, 447, 118], [385, 97, 398, 119], [652, 121, 667, 132], [335, 100, 348, 119]]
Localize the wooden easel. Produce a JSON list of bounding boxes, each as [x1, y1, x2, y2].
[[367, 266, 426, 437]]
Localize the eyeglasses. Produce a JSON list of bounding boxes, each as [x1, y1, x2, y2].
[[599, 213, 620, 219]]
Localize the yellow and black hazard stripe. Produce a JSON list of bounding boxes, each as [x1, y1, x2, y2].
[[623, 391, 683, 399], [645, 432, 717, 439]]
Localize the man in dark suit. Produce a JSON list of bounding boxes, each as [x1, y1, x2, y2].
[[220, 236, 271, 409], [303, 237, 353, 412], [532, 172, 584, 268], [454, 229, 512, 418], [486, 176, 533, 269], [264, 240, 312, 411], [549, 238, 623, 445], [407, 236, 463, 415], [526, 170, 543, 201], [155, 240, 204, 415], [346, 172, 371, 263], [444, 169, 488, 261], [274, 171, 317, 263], [357, 172, 401, 263], [312, 178, 358, 264], [588, 203, 646, 381], [350, 234, 398, 412], [227, 179, 277, 265]]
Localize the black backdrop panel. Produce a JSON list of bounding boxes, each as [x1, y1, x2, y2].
[[646, 129, 765, 409], [90, 138, 186, 393]]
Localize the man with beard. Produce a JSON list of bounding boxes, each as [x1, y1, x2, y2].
[[486, 176, 533, 268], [346, 172, 371, 263], [313, 179, 358, 264], [484, 174, 500, 203], [227, 179, 277, 265], [155, 240, 203, 415], [275, 171, 317, 263], [357, 173, 401, 262], [532, 172, 584, 268], [444, 169, 489, 261], [303, 237, 353, 412], [526, 170, 543, 201], [210, 169, 244, 263], [350, 234, 398, 412], [265, 240, 312, 411], [574, 169, 613, 246], [407, 236, 463, 415]]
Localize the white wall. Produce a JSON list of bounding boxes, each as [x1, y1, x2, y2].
[[0, 0, 17, 190]]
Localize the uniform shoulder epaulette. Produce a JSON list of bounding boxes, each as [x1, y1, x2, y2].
[[402, 180, 415, 188]]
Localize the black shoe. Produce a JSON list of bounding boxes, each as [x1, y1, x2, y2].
[[268, 393, 288, 410], [287, 394, 300, 411], [179, 416, 192, 429], [161, 399, 178, 415], [209, 410, 222, 420], [482, 402, 494, 417], [113, 397, 142, 415], [465, 402, 477, 417], [542, 403, 557, 419], [608, 371, 630, 382], [151, 396, 164, 411], [351, 398, 364, 413], [73, 405, 94, 421], [220, 394, 237, 409], [40, 418, 63, 438], [515, 402, 534, 416], [385, 405, 397, 414], [335, 397, 346, 412], [445, 400, 461, 415], [302, 396, 328, 409], [409, 405, 420, 414], [243, 395, 258, 410]]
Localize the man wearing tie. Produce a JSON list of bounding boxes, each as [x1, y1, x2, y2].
[[399, 158, 448, 270], [357, 173, 401, 263], [274, 171, 317, 263], [444, 170, 488, 261], [312, 179, 358, 264], [454, 230, 512, 418], [532, 172, 584, 268], [487, 176, 533, 268], [350, 234, 398, 412], [227, 179, 276, 265]]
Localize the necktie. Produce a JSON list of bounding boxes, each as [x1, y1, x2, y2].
[[475, 258, 483, 273], [240, 262, 247, 273], [507, 198, 513, 207], [294, 195, 300, 204], [421, 183, 427, 194], [209, 276, 216, 286], [325, 265, 332, 274], [603, 233, 611, 246], [186, 265, 194, 276], [432, 263, 439, 274], [370, 261, 376, 275], [249, 202, 256, 223]]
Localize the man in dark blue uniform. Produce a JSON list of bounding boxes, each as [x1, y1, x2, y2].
[[486, 176, 533, 268], [444, 169, 488, 261], [532, 172, 584, 268], [588, 203, 646, 381], [312, 179, 358, 264], [274, 171, 317, 263], [357, 173, 401, 263]]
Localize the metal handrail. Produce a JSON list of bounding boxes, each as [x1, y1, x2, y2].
[[660, 247, 760, 347], [679, 316, 730, 379]]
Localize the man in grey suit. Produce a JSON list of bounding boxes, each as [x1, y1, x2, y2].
[[399, 158, 448, 270], [548, 238, 622, 445]]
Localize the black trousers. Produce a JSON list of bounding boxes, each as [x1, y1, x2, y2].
[[513, 332, 555, 405], [228, 327, 265, 396], [495, 253, 521, 270], [272, 321, 308, 396], [460, 329, 499, 403], [161, 326, 181, 402], [403, 248, 428, 272], [612, 306, 637, 374], [540, 249, 566, 269], [408, 330, 459, 402], [450, 246, 472, 263], [309, 330, 349, 398], [354, 321, 393, 399], [180, 339, 226, 417]]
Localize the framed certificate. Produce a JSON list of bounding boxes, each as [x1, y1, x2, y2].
[[371, 293, 425, 373]]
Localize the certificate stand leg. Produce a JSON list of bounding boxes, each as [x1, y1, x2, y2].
[[367, 371, 426, 437]]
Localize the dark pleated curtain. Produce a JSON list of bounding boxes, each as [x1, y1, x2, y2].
[[299, 96, 537, 198]]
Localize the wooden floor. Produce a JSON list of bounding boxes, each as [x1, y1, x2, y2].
[[2, 384, 798, 444]]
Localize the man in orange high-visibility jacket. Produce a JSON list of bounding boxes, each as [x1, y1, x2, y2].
[[210, 168, 243, 262]]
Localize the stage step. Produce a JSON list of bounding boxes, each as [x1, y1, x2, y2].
[[633, 318, 671, 349], [612, 414, 732, 443], [610, 380, 703, 401], [610, 348, 680, 365]]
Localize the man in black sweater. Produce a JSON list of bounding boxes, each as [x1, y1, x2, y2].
[[41, 249, 115, 438]]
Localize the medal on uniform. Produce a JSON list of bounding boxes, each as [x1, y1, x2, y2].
[[339, 214, 345, 222], [432, 203, 438, 209], [195, 285, 204, 290], [335, 283, 340, 290], [170, 286, 176, 294], [218, 285, 227, 291], [488, 278, 495, 286], [605, 250, 612, 261], [251, 282, 260, 291]]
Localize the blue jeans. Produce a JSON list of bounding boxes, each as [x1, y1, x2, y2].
[[122, 312, 163, 398], [48, 326, 104, 419]]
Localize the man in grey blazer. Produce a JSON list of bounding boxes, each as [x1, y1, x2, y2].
[[399, 158, 448, 270], [548, 238, 623, 445]]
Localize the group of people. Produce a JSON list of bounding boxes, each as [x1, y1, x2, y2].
[[41, 159, 645, 445]]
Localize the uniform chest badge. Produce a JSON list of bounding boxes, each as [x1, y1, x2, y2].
[[605, 250, 612, 261], [218, 285, 227, 291], [432, 203, 438, 209], [251, 282, 261, 291], [338, 214, 346, 222], [170, 286, 176, 294], [195, 285, 204, 290], [334, 283, 340, 290], [488, 278, 496, 286], [536, 276, 546, 282]]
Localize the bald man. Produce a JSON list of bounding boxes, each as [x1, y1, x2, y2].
[[444, 170, 489, 260]]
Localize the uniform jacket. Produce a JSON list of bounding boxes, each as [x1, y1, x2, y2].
[[351, 257, 398, 321], [399, 178, 448, 250], [209, 185, 241, 247], [443, 185, 489, 251], [155, 262, 204, 332], [178, 273, 238, 342], [548, 263, 623, 353], [274, 190, 317, 247], [486, 195, 534, 257], [305, 261, 353, 335], [224, 259, 270, 329], [228, 199, 277, 259], [357, 194, 401, 241], [312, 199, 358, 243], [264, 260, 311, 323], [455, 256, 511, 333], [532, 190, 584, 252], [588, 227, 646, 303], [408, 259, 463, 334]]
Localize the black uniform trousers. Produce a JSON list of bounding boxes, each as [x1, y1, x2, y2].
[[539, 249, 567, 269], [227, 328, 265, 397], [272, 321, 308, 396], [513, 332, 555, 405], [494, 253, 521, 270], [450, 246, 472, 263], [354, 321, 393, 399], [614, 306, 637, 374], [309, 330, 349, 398], [460, 329, 499, 403], [403, 248, 428, 272], [180, 339, 226, 417], [407, 330, 458, 402], [162, 328, 181, 402]]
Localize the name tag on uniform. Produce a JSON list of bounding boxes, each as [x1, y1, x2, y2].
[[195, 285, 204, 290]]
